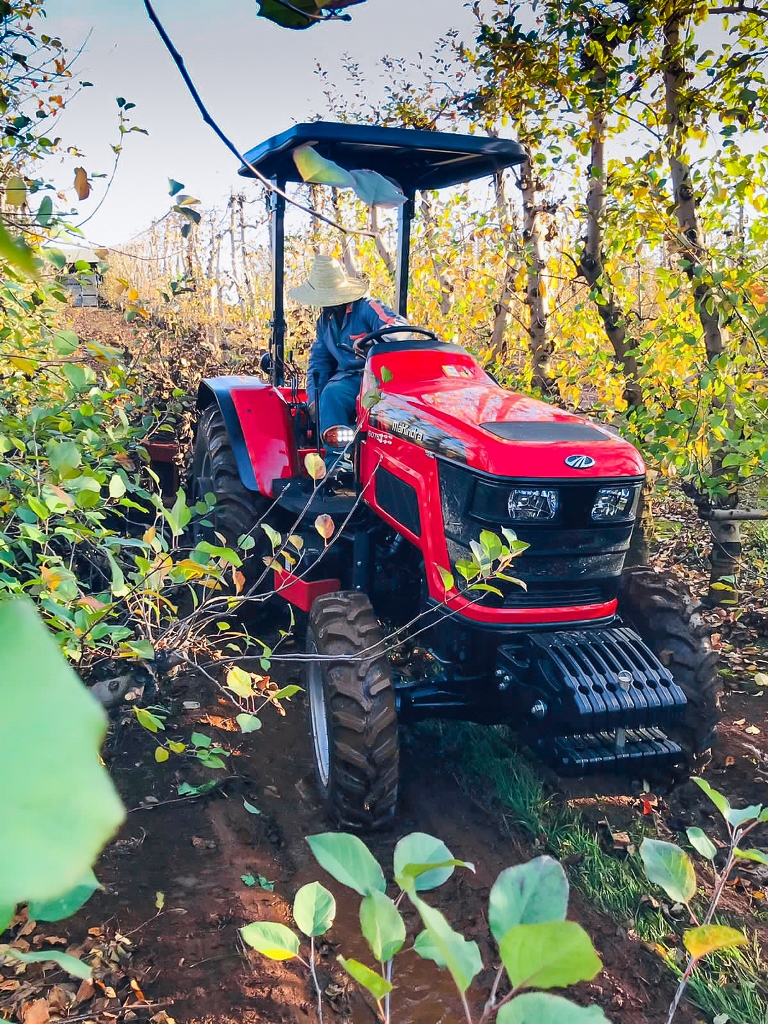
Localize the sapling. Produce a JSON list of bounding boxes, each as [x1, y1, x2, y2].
[[241, 830, 610, 1024], [639, 777, 768, 1024]]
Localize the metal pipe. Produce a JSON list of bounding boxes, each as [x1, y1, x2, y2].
[[395, 190, 415, 318], [270, 178, 286, 386]]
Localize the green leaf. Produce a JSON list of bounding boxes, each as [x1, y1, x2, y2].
[[498, 993, 610, 1024], [53, 329, 79, 355], [6, 175, 26, 207], [727, 804, 763, 828], [27, 869, 99, 922], [242, 798, 261, 814], [241, 873, 256, 886], [338, 956, 393, 1001], [413, 929, 447, 968], [349, 168, 407, 207], [437, 566, 455, 593], [190, 731, 211, 747], [734, 847, 768, 865], [293, 881, 336, 937], [692, 777, 731, 819], [240, 921, 300, 960], [480, 529, 503, 561], [168, 178, 185, 196], [0, 905, 13, 934], [0, 216, 37, 277], [360, 890, 405, 961], [135, 707, 165, 733], [684, 925, 747, 960], [47, 440, 81, 479], [306, 833, 386, 896], [109, 473, 126, 498], [687, 828, 717, 861], [394, 832, 463, 892], [380, 366, 393, 383], [6, 948, 92, 980], [294, 144, 354, 187], [640, 839, 697, 905], [271, 684, 302, 700], [489, 856, 569, 942], [499, 921, 602, 991], [37, 197, 54, 227], [0, 599, 124, 906], [410, 893, 482, 994], [236, 713, 262, 733]]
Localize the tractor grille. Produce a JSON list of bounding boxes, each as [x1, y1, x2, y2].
[[438, 459, 636, 611]]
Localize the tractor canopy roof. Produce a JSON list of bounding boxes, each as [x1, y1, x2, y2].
[[239, 121, 526, 192]]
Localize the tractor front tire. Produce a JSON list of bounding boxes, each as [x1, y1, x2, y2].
[[191, 404, 268, 583], [618, 565, 721, 770], [306, 592, 399, 830]]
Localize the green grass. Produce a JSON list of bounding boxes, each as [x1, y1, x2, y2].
[[430, 721, 768, 1024]]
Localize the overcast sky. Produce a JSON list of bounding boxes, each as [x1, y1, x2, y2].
[[41, 0, 477, 245]]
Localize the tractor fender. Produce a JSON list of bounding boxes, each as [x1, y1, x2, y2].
[[197, 377, 298, 496]]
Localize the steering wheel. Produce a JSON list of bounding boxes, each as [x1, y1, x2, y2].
[[353, 325, 440, 357]]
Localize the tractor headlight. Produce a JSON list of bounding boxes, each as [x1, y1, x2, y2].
[[507, 488, 559, 521], [322, 425, 356, 447], [591, 486, 634, 521]]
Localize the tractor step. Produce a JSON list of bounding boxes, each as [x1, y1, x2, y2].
[[272, 477, 358, 518], [536, 727, 683, 776]]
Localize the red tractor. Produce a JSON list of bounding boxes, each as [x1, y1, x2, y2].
[[191, 123, 719, 829]]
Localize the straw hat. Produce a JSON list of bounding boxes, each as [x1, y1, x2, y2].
[[289, 255, 368, 307]]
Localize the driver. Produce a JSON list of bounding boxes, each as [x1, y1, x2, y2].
[[290, 255, 408, 472]]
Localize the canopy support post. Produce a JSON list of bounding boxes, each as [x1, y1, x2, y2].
[[270, 178, 286, 386], [395, 190, 415, 318]]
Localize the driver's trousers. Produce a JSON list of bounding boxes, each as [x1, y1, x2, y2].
[[319, 372, 361, 469]]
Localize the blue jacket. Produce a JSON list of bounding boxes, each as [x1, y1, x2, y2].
[[307, 297, 407, 406]]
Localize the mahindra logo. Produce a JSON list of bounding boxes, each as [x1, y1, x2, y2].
[[564, 454, 595, 469]]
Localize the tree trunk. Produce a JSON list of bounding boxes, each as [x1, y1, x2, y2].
[[420, 193, 453, 316], [518, 153, 554, 393], [235, 194, 253, 311], [663, 15, 741, 604], [330, 189, 359, 276], [578, 102, 643, 409], [489, 170, 519, 359], [228, 196, 244, 311]]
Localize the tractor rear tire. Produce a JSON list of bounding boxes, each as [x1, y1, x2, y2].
[[306, 592, 399, 830], [618, 565, 721, 770], [191, 404, 269, 584]]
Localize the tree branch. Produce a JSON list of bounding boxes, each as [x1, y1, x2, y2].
[[142, 1, 374, 238]]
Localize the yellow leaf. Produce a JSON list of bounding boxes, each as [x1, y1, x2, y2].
[[6, 175, 26, 207], [225, 666, 255, 699], [142, 525, 156, 545], [304, 452, 326, 481], [167, 741, 186, 754], [233, 568, 246, 594], [314, 513, 335, 541], [10, 356, 35, 373], [155, 891, 165, 910], [73, 166, 91, 201], [683, 925, 747, 961], [154, 746, 170, 763]]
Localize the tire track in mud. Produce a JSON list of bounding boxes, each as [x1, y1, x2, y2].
[[94, 661, 694, 1024]]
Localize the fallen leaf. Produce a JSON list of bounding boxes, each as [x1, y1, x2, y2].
[[75, 977, 95, 1005], [745, 725, 761, 735], [22, 998, 49, 1024], [734, 718, 746, 726]]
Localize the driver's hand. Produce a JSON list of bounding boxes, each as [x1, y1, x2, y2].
[[307, 401, 316, 423], [352, 339, 366, 357]]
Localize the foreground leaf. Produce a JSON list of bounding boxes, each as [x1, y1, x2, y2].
[[498, 992, 610, 1024], [499, 921, 602, 991], [394, 832, 462, 892], [338, 956, 392, 1001], [640, 838, 696, 906], [687, 827, 716, 862], [240, 921, 300, 960], [27, 870, 99, 922], [410, 893, 482, 994], [236, 713, 262, 733], [306, 833, 385, 896], [293, 881, 336, 937], [294, 145, 354, 187], [489, 856, 569, 942], [692, 778, 731, 819], [0, 599, 125, 906], [360, 890, 405, 961], [349, 168, 407, 207], [5, 948, 92, 980], [684, 925, 747, 960], [413, 928, 447, 968]]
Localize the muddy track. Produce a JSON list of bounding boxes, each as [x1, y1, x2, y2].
[[76, 652, 699, 1024]]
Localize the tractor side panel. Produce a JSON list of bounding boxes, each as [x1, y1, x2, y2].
[[198, 377, 298, 497]]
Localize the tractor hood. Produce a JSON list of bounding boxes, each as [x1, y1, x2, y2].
[[365, 341, 644, 480]]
